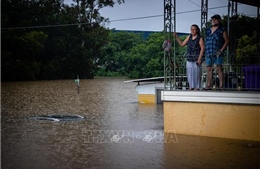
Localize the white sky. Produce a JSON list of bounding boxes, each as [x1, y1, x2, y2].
[[66, 0, 258, 33]]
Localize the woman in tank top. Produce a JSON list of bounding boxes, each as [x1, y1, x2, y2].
[[173, 24, 205, 90]]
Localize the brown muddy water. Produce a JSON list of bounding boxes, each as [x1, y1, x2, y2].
[[1, 78, 259, 169]]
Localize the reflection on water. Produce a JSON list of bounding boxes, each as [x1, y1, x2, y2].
[[1, 78, 259, 169]]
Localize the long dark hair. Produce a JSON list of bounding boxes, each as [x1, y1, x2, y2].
[[191, 24, 200, 36]]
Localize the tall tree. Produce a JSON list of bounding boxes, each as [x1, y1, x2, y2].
[[236, 31, 260, 65], [96, 31, 145, 76], [1, 0, 125, 81]]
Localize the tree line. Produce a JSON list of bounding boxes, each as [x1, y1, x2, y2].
[[2, 0, 259, 81], [2, 0, 124, 81]]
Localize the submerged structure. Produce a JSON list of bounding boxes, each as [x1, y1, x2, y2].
[[28, 114, 85, 122]]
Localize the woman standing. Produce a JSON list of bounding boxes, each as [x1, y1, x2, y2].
[[173, 24, 205, 90]]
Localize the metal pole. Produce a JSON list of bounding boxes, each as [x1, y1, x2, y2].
[[257, 7, 260, 59], [201, 0, 208, 88], [173, 0, 176, 90], [77, 75, 80, 94], [201, 0, 208, 38], [163, 0, 166, 89], [163, 0, 176, 90], [227, 0, 230, 68]]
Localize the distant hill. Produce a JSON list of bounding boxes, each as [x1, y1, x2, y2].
[[111, 29, 189, 39]]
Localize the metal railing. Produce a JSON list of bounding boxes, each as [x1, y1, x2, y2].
[[164, 54, 260, 91]]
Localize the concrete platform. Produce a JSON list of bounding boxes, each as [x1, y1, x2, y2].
[[162, 91, 260, 141]]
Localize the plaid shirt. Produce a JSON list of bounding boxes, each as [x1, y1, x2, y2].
[[205, 26, 226, 57]]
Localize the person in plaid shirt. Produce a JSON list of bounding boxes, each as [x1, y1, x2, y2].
[[205, 14, 229, 90]]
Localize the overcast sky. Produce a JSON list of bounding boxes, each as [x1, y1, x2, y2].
[[66, 0, 258, 33]]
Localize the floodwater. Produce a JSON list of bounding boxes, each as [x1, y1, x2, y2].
[[1, 78, 259, 169]]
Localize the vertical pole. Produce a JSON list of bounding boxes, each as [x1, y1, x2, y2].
[[201, 0, 208, 88], [163, 0, 166, 89], [201, 0, 208, 38], [257, 7, 260, 60], [230, 1, 237, 68], [227, 0, 231, 68], [173, 0, 176, 90], [163, 0, 176, 90], [77, 0, 85, 47], [77, 75, 80, 94]]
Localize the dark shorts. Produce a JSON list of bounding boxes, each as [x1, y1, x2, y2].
[[206, 56, 223, 66]]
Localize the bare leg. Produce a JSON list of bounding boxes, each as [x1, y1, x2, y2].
[[217, 66, 223, 87], [207, 66, 213, 87]]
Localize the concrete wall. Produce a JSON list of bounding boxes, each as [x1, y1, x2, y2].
[[164, 102, 260, 141]]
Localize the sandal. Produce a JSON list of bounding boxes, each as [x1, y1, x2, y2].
[[218, 86, 224, 91], [203, 86, 211, 91]]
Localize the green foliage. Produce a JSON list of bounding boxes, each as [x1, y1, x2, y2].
[[96, 31, 187, 78], [1, 0, 124, 81], [96, 31, 145, 77], [19, 31, 48, 55], [236, 31, 260, 65]]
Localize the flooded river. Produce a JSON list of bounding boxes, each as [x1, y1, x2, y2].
[[1, 78, 259, 169]]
